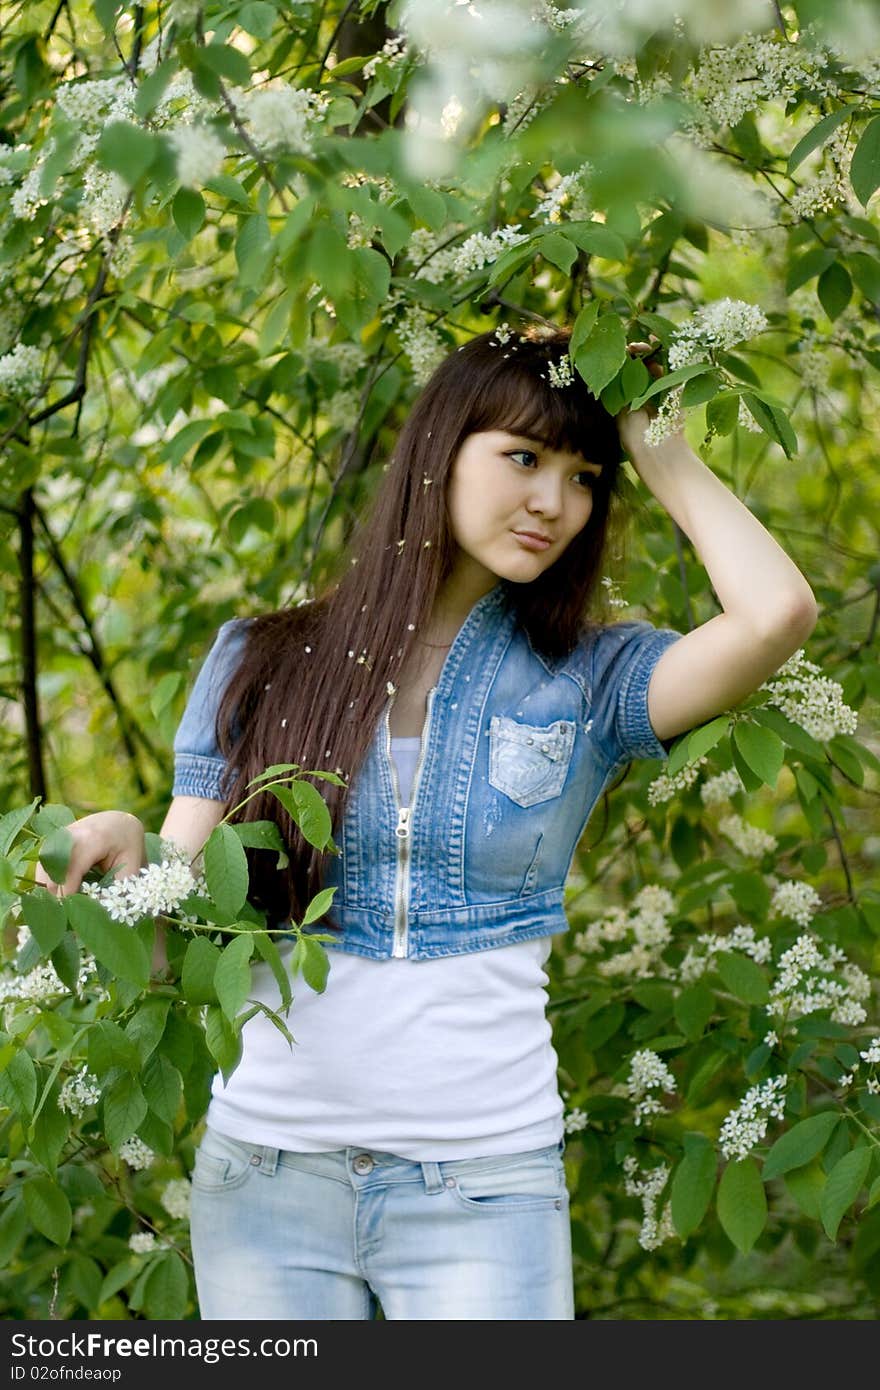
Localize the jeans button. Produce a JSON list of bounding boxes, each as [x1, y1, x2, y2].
[[353, 1154, 374, 1174]]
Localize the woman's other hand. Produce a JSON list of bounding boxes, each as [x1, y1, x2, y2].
[[33, 810, 147, 899], [616, 335, 680, 458]]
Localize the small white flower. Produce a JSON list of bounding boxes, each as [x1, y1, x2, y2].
[[119, 1137, 155, 1170], [128, 1231, 158, 1253], [169, 123, 225, 188], [58, 1067, 101, 1117], [563, 1106, 589, 1133], [161, 1178, 192, 1220]]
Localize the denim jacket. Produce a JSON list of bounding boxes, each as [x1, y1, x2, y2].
[[172, 583, 684, 960]]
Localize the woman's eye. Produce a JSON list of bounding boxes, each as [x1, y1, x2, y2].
[[574, 472, 595, 488], [507, 449, 538, 467]]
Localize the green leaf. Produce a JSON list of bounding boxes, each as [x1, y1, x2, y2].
[[124, 997, 171, 1067], [38, 826, 74, 886], [203, 824, 250, 917], [538, 232, 577, 274], [714, 951, 769, 1005], [787, 106, 854, 174], [0, 799, 39, 855], [253, 931, 292, 1011], [181, 936, 221, 1005], [50, 934, 81, 993], [705, 391, 740, 437], [134, 58, 177, 119], [97, 121, 157, 185], [23, 1176, 71, 1247], [749, 705, 825, 761], [142, 1054, 182, 1126], [784, 1157, 826, 1219], [762, 1111, 840, 1181], [850, 116, 880, 205], [143, 1250, 188, 1320], [20, 888, 67, 955], [817, 262, 852, 321], [731, 721, 785, 788], [405, 185, 447, 229], [681, 371, 722, 407], [237, 2, 278, 39], [673, 981, 715, 1041], [172, 187, 205, 240], [270, 782, 333, 850], [103, 1074, 148, 1150], [849, 251, 880, 302], [740, 394, 798, 458], [198, 42, 252, 87], [573, 313, 627, 397], [0, 1199, 27, 1267], [87, 1020, 140, 1075], [301, 887, 336, 926], [29, 1087, 69, 1175], [627, 361, 713, 411], [564, 222, 627, 260], [666, 715, 731, 777], [716, 1158, 767, 1253], [300, 936, 330, 994], [214, 933, 255, 1021], [785, 247, 836, 295], [820, 1146, 872, 1240], [66, 896, 150, 989], [204, 1005, 243, 1081], [0, 1047, 37, 1116], [232, 820, 286, 852], [235, 213, 273, 289], [670, 1136, 717, 1238]]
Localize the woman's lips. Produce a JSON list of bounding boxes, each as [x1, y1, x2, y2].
[[512, 531, 551, 551]]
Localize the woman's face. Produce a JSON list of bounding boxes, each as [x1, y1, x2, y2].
[[445, 429, 603, 586]]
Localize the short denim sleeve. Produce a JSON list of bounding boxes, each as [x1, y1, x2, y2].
[[171, 618, 252, 800], [587, 619, 685, 767]]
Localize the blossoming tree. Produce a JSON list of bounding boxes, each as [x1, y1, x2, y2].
[[1, 0, 880, 1318]]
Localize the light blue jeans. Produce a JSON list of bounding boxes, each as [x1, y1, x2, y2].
[[190, 1125, 574, 1320]]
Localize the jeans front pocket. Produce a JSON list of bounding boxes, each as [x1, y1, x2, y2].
[[444, 1148, 567, 1215], [191, 1127, 260, 1194], [488, 716, 576, 809]]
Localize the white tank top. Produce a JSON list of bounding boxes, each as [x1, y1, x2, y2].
[[205, 737, 564, 1159]]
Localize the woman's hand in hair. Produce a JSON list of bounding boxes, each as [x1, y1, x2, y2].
[[616, 334, 685, 460], [33, 810, 147, 899]]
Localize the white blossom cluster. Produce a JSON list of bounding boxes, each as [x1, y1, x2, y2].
[[383, 296, 447, 384], [796, 330, 833, 393], [302, 338, 368, 378], [718, 812, 778, 858], [646, 754, 708, 806], [533, 162, 592, 223], [643, 299, 768, 446], [600, 574, 628, 610], [545, 353, 574, 387], [622, 1155, 677, 1251], [451, 225, 529, 277], [574, 884, 677, 981], [230, 86, 331, 157], [531, 1, 589, 35], [363, 33, 411, 81], [0, 343, 42, 400], [501, 84, 556, 137], [407, 225, 462, 283], [758, 649, 857, 743], [717, 1074, 786, 1161], [677, 923, 772, 985], [0, 937, 103, 1011], [324, 388, 361, 431], [700, 768, 745, 807], [128, 1231, 160, 1254], [682, 33, 834, 146], [767, 932, 871, 1028], [769, 878, 822, 928], [58, 1067, 101, 1117], [346, 212, 373, 249], [119, 1137, 155, 1170], [80, 165, 128, 238], [169, 124, 226, 189], [161, 1178, 192, 1220], [626, 1047, 677, 1126], [789, 124, 852, 221], [82, 845, 205, 927], [563, 1106, 589, 1134]]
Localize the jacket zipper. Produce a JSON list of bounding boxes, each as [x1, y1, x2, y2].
[[386, 685, 437, 959]]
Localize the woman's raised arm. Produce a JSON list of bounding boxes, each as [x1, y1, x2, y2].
[[617, 346, 818, 744]]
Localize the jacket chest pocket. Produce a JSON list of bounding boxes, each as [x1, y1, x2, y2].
[[488, 715, 576, 809]]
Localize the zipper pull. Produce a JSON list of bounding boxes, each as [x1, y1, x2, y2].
[[396, 807, 410, 839]]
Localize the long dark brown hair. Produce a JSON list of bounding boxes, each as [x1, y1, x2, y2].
[[214, 325, 632, 929]]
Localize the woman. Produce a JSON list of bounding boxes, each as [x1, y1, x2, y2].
[[38, 324, 817, 1320]]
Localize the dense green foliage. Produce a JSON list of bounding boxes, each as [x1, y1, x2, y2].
[[1, 0, 879, 1319]]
